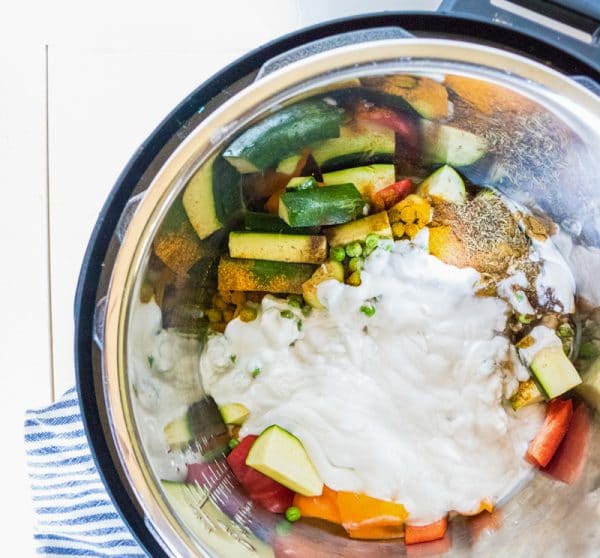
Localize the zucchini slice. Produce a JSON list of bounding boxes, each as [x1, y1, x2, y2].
[[245, 425, 323, 497], [223, 100, 343, 173], [421, 121, 488, 167], [417, 165, 467, 205], [228, 232, 327, 264], [218, 257, 316, 294], [277, 122, 395, 174], [325, 212, 392, 247], [530, 345, 582, 399], [163, 398, 229, 456], [322, 164, 395, 200], [183, 155, 244, 240], [279, 183, 366, 227]]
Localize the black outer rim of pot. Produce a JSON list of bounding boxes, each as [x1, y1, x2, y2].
[[74, 12, 600, 557]]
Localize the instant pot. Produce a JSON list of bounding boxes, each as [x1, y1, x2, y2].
[[75, 2, 600, 556]]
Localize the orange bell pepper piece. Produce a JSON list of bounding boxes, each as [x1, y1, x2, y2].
[[293, 486, 342, 525], [336, 491, 408, 530], [346, 523, 405, 540], [405, 517, 448, 545]]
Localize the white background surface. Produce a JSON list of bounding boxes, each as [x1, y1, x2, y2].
[[1, 1, 442, 554], [4, 0, 588, 554]]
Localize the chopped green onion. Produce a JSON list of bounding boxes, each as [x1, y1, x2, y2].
[[329, 246, 346, 262], [251, 367, 261, 378], [288, 295, 303, 308], [365, 234, 380, 250], [360, 304, 376, 317], [515, 292, 525, 302], [147, 355, 154, 368], [285, 506, 302, 522], [297, 320, 303, 331], [228, 438, 239, 450], [345, 241, 363, 258], [230, 355, 237, 363], [280, 309, 294, 319], [301, 305, 312, 317], [348, 257, 364, 272], [518, 314, 533, 324]]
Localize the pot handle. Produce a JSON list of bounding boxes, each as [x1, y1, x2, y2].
[[439, 0, 599, 74], [255, 26, 414, 81]]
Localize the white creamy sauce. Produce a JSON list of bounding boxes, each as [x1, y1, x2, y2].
[[532, 237, 576, 313], [201, 240, 544, 523], [497, 270, 535, 315], [128, 299, 205, 481]]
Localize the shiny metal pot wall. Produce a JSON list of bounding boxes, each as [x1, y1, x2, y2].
[[92, 35, 599, 557]]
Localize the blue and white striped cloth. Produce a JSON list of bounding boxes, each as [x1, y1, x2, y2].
[[25, 387, 146, 557]]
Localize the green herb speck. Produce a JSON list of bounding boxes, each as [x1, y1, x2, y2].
[[280, 309, 294, 319], [251, 368, 261, 378], [360, 305, 376, 318]]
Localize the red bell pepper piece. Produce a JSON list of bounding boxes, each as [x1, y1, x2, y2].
[[543, 401, 590, 483], [371, 178, 414, 210], [526, 398, 573, 468], [355, 103, 418, 142], [226, 435, 295, 513]]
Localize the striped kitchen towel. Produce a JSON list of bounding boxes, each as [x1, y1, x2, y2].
[[25, 387, 146, 557]]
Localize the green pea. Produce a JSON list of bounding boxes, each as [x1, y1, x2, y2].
[[360, 305, 376, 317], [280, 309, 294, 319], [330, 246, 346, 262], [228, 438, 239, 450], [345, 241, 363, 258], [348, 257, 364, 272], [365, 234, 380, 250], [285, 506, 301, 522]]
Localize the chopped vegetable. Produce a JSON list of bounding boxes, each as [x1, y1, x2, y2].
[[280, 310, 294, 319], [348, 257, 363, 272], [286, 176, 318, 191], [218, 257, 316, 294], [345, 241, 363, 258], [228, 438, 240, 449], [526, 398, 573, 468], [325, 212, 392, 247], [354, 102, 419, 152], [322, 164, 395, 200], [293, 486, 342, 524], [239, 306, 258, 322], [219, 402, 249, 425], [346, 524, 406, 540], [365, 233, 380, 250], [285, 506, 302, 522], [330, 245, 347, 262], [529, 345, 582, 399], [346, 271, 362, 286], [510, 379, 544, 411], [279, 183, 366, 227], [371, 179, 414, 211], [405, 517, 448, 545], [360, 305, 376, 317], [245, 425, 323, 496], [227, 436, 295, 513], [543, 401, 590, 484], [388, 194, 431, 239], [251, 368, 262, 378], [336, 491, 408, 531], [417, 164, 466, 205], [223, 100, 342, 173], [229, 232, 327, 264]]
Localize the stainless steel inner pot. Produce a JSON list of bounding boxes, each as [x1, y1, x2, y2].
[[97, 37, 600, 557]]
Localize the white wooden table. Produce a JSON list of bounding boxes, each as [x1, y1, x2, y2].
[[3, 1, 445, 554]]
